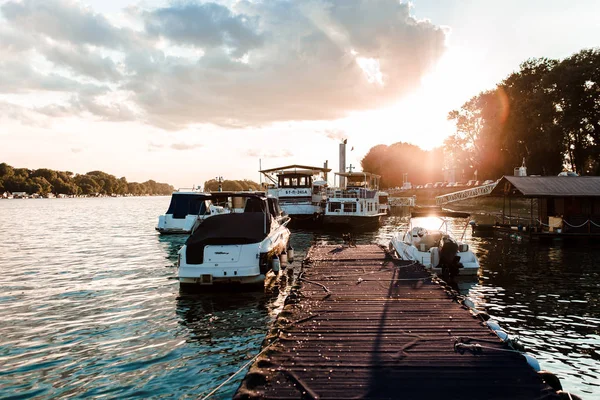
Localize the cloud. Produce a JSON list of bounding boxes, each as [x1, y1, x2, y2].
[[170, 142, 204, 151], [324, 129, 347, 141], [0, 0, 446, 129], [43, 43, 122, 81], [0, 60, 108, 94], [1, 0, 131, 49], [246, 149, 293, 158], [71, 147, 83, 153], [148, 141, 204, 151], [143, 2, 263, 57]]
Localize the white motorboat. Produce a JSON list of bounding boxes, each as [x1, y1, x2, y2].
[[389, 209, 480, 276], [156, 189, 227, 234], [323, 172, 387, 230], [177, 193, 291, 287], [260, 164, 331, 224]]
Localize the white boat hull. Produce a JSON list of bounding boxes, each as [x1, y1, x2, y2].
[[178, 226, 290, 286], [390, 235, 480, 276], [156, 214, 198, 234]]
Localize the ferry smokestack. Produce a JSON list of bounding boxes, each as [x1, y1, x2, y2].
[[339, 140, 347, 189]]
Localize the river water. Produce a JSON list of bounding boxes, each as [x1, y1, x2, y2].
[[0, 197, 598, 398]]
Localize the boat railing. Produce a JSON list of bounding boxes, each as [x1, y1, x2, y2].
[[328, 189, 377, 199]]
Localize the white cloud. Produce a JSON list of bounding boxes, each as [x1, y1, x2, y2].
[[0, 0, 446, 129]]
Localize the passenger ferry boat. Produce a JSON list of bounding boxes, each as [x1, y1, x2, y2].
[[156, 189, 227, 234], [323, 172, 387, 230], [260, 164, 330, 224], [177, 193, 290, 288]]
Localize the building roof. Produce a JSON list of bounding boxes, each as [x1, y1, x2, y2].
[[489, 176, 600, 197], [335, 171, 381, 178], [259, 164, 331, 174]]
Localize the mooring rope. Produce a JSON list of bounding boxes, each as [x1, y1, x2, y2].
[[200, 337, 281, 400], [562, 219, 591, 228]]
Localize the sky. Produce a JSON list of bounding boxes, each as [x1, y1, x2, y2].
[[1, 0, 599, 188]]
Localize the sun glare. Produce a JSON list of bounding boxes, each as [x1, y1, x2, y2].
[[355, 57, 384, 85]]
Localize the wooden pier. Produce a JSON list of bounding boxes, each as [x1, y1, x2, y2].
[[234, 245, 562, 400]]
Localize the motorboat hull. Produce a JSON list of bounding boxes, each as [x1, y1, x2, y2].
[[390, 239, 480, 276], [323, 214, 383, 230], [156, 214, 198, 234], [178, 226, 290, 287]]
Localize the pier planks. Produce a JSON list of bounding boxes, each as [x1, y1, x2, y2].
[[234, 245, 559, 400]]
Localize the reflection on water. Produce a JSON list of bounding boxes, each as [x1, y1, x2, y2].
[[469, 237, 600, 396], [0, 198, 598, 398]]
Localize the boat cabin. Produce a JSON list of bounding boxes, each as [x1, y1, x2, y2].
[[259, 164, 331, 219], [165, 192, 212, 219], [490, 176, 600, 235]]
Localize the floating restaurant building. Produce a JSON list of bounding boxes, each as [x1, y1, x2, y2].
[[489, 176, 600, 238]]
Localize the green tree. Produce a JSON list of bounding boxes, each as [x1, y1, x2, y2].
[[361, 142, 444, 187]]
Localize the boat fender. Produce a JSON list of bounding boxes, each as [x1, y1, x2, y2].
[[462, 297, 475, 309], [271, 255, 280, 273], [494, 329, 509, 342], [287, 246, 294, 262], [556, 391, 582, 400], [537, 370, 562, 391], [486, 321, 502, 332], [523, 353, 541, 372], [280, 252, 288, 267]]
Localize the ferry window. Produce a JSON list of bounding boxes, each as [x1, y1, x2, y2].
[[329, 202, 341, 212], [290, 177, 298, 186], [299, 176, 306, 186], [343, 202, 356, 212], [283, 177, 290, 187]]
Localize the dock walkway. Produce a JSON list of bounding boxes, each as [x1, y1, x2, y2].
[[234, 245, 560, 400]]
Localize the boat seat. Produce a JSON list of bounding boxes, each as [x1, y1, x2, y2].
[[416, 232, 442, 251]]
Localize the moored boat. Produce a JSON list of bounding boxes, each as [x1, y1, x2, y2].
[[177, 193, 290, 288], [323, 171, 387, 230], [260, 164, 330, 225], [389, 209, 480, 276], [156, 189, 227, 234]]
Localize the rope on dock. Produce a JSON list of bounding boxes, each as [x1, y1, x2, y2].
[[298, 270, 331, 294]]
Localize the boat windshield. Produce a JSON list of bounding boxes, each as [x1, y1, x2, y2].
[[409, 216, 470, 241], [409, 217, 449, 232], [166, 194, 209, 219]]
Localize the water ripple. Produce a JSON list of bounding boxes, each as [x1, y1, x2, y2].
[[0, 199, 598, 398]]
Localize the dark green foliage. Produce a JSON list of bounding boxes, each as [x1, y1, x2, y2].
[[0, 162, 174, 196], [447, 48, 600, 177], [203, 179, 262, 192], [361, 142, 444, 187]]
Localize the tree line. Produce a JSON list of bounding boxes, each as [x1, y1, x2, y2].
[[361, 48, 600, 186], [446, 48, 600, 178], [361, 143, 444, 188], [203, 179, 261, 192], [0, 163, 174, 196]]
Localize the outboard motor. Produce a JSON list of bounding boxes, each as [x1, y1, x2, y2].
[[439, 236, 463, 281]]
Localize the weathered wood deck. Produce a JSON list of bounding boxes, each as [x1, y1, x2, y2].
[[234, 244, 560, 400]]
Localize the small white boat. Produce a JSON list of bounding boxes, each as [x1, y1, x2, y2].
[[389, 209, 480, 276], [177, 193, 291, 287], [323, 172, 387, 230], [156, 190, 227, 234]]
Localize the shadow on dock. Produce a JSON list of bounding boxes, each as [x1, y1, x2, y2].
[[233, 245, 574, 400]]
